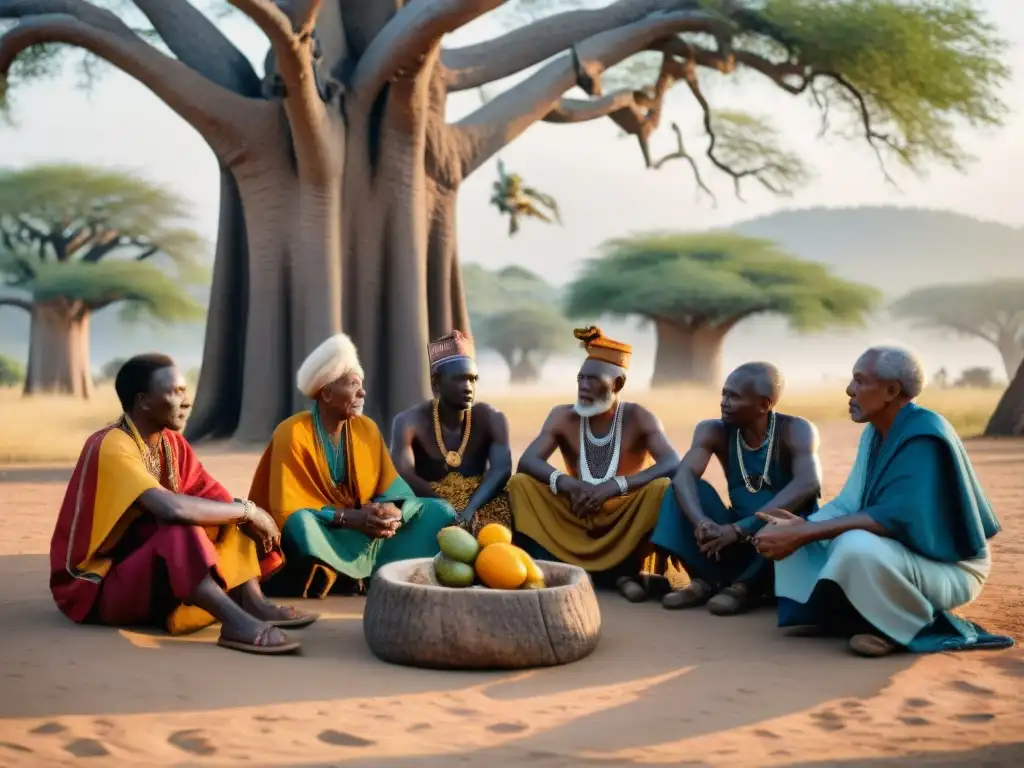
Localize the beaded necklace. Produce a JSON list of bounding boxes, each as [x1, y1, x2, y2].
[[579, 402, 624, 485], [736, 410, 776, 494], [312, 402, 347, 485]]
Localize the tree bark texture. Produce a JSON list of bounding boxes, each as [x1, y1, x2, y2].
[[985, 358, 1024, 437], [0, 0, 802, 441], [22, 300, 94, 398], [650, 318, 727, 386]]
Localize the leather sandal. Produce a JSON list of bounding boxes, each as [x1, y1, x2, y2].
[[707, 583, 753, 616], [615, 576, 648, 603], [662, 579, 714, 610]]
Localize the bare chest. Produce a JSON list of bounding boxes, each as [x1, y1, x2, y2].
[[557, 411, 648, 478]]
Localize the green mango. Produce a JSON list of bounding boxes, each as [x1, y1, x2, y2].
[[433, 553, 475, 588], [437, 526, 480, 564]]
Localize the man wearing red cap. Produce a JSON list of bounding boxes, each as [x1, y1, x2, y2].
[[509, 326, 680, 600], [390, 330, 514, 535]]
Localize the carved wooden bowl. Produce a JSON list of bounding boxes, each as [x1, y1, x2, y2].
[[362, 558, 602, 670]]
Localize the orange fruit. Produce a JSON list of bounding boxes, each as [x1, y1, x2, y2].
[[474, 542, 528, 590], [476, 523, 513, 549], [513, 546, 545, 587]]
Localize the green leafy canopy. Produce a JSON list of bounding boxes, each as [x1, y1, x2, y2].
[[890, 280, 1024, 338], [0, 163, 207, 323], [462, 262, 574, 356], [566, 231, 881, 330]]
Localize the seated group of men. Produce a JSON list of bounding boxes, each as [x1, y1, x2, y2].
[[49, 325, 1006, 659]]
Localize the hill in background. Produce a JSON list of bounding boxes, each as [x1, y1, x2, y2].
[[2, 205, 1020, 389]]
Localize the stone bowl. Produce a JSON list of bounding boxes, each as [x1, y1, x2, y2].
[[362, 557, 602, 670]]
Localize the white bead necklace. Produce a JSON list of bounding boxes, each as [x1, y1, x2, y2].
[[579, 403, 624, 485]]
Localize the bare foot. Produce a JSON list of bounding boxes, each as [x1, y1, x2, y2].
[[849, 633, 899, 657]]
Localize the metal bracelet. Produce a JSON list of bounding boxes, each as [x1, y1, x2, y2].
[[549, 470, 564, 495], [236, 499, 254, 524], [613, 475, 629, 495]]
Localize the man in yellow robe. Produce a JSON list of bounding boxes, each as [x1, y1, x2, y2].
[[248, 333, 457, 599], [509, 327, 680, 601], [49, 354, 313, 655], [390, 330, 513, 536]]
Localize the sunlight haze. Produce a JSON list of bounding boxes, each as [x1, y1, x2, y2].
[[2, 0, 1022, 394]]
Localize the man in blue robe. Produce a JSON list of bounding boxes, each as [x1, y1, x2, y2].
[[754, 345, 1012, 657], [652, 362, 821, 616]]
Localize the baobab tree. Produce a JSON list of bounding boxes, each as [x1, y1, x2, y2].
[[566, 231, 879, 385], [0, 164, 205, 398], [891, 281, 1024, 379], [0, 0, 1010, 441]]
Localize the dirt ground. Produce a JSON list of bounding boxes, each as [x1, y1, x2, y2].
[[0, 420, 1022, 767]]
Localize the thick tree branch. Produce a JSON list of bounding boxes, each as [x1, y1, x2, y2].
[[226, 0, 294, 52], [542, 89, 641, 124], [227, 0, 335, 176], [0, 0, 133, 37], [349, 0, 507, 103], [455, 10, 711, 176], [0, 14, 261, 158], [0, 295, 32, 312], [443, 0, 707, 91], [132, 0, 262, 97]]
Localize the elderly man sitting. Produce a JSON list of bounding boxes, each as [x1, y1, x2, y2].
[[753, 344, 1013, 657], [248, 333, 456, 599]]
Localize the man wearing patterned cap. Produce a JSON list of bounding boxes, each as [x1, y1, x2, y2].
[[509, 326, 681, 600], [247, 333, 456, 599], [390, 330, 513, 535]]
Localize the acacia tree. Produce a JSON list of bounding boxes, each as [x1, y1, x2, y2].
[[566, 232, 879, 385], [0, 0, 1008, 440], [0, 164, 205, 397], [891, 281, 1024, 379], [464, 262, 571, 382]]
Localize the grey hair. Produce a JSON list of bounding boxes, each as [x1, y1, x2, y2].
[[580, 359, 627, 381], [859, 344, 926, 399], [731, 361, 785, 405]]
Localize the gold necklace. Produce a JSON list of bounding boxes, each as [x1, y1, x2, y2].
[[432, 398, 471, 469], [121, 414, 177, 490]]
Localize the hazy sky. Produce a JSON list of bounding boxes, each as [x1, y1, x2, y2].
[[2, 1, 1022, 388]]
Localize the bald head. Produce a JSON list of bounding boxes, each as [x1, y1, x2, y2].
[[730, 362, 785, 406], [720, 362, 784, 427]]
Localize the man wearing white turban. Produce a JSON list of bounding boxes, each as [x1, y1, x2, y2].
[[247, 334, 457, 598]]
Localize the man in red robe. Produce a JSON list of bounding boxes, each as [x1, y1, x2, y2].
[[49, 353, 316, 654]]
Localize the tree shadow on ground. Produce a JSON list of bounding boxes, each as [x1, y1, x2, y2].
[[282, 739, 1024, 768], [1, 552, 914, 760]]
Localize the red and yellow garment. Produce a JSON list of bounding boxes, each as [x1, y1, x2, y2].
[[49, 423, 280, 623]]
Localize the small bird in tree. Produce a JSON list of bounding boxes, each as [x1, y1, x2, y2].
[[489, 159, 561, 236]]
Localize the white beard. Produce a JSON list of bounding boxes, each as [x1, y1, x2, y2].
[[573, 393, 616, 419]]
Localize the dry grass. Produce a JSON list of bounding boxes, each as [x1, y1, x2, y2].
[[0, 384, 1006, 465], [490, 385, 1006, 453]]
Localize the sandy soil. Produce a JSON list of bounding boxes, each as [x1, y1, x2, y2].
[[0, 421, 1022, 767]]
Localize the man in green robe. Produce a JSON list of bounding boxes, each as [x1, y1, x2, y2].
[[754, 345, 1012, 657]]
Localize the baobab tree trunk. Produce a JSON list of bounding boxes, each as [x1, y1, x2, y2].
[[985, 359, 1024, 437], [0, 0, 714, 442], [23, 300, 94, 398], [995, 331, 1023, 382], [510, 353, 541, 385], [650, 318, 728, 387]]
